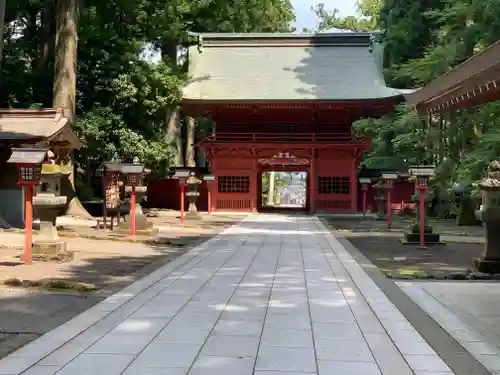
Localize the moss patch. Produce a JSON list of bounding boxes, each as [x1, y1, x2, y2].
[[31, 252, 75, 263], [3, 277, 98, 292]]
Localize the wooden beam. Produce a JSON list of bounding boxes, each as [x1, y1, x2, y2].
[[420, 67, 500, 112], [406, 39, 500, 106]]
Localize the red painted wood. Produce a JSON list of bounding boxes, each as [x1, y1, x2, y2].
[[147, 178, 209, 211], [179, 100, 399, 213], [356, 180, 415, 214]]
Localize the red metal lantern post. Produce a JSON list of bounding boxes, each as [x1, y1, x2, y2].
[[409, 166, 435, 249], [203, 175, 215, 214], [7, 148, 48, 264], [382, 172, 398, 228], [174, 169, 190, 224], [358, 177, 371, 219], [121, 162, 145, 236]]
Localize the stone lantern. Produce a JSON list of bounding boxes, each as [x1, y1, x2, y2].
[[121, 166, 155, 234], [7, 148, 47, 264], [403, 165, 441, 246], [358, 177, 371, 218], [203, 175, 216, 214], [382, 172, 398, 228], [373, 178, 387, 220], [185, 172, 202, 220], [473, 160, 500, 273], [32, 157, 71, 255]]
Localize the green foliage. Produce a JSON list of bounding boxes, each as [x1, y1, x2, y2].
[[1, 0, 295, 198], [342, 0, 500, 198], [75, 107, 173, 165], [308, 0, 381, 32], [353, 104, 425, 169]]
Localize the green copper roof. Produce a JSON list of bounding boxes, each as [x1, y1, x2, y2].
[[183, 32, 406, 102]]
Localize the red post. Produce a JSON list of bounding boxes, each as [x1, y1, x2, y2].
[[387, 188, 392, 228], [309, 152, 316, 213], [180, 184, 185, 224], [419, 187, 426, 249], [363, 188, 368, 216], [24, 185, 33, 264], [207, 188, 212, 214], [130, 184, 136, 236]]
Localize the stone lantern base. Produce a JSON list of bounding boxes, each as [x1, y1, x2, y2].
[[185, 192, 202, 220], [403, 228, 441, 244], [473, 211, 500, 273], [32, 195, 72, 260], [473, 258, 500, 274]]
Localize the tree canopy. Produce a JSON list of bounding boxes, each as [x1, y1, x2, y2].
[[313, 0, 500, 192], [3, 0, 500, 202], [0, 0, 295, 199]]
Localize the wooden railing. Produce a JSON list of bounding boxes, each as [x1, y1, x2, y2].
[[202, 132, 369, 143]]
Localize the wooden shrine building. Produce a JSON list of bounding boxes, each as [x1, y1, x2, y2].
[[0, 108, 81, 227], [405, 39, 500, 113], [181, 32, 408, 213]]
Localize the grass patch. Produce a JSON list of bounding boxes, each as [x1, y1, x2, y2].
[[3, 277, 99, 292]]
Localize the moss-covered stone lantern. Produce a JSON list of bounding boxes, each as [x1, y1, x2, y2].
[[32, 156, 71, 257], [373, 179, 387, 220], [473, 161, 500, 273], [185, 172, 202, 219]]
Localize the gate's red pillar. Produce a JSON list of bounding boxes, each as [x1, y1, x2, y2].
[[251, 161, 258, 213], [309, 149, 316, 213]]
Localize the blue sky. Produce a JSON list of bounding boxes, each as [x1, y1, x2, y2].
[[292, 0, 357, 31]]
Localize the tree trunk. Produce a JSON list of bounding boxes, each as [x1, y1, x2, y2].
[[185, 116, 196, 167], [0, 0, 5, 64], [268, 171, 276, 206], [162, 39, 184, 168], [165, 107, 183, 167], [36, 0, 56, 106], [53, 0, 90, 217]]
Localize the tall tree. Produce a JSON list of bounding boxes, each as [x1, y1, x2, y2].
[[148, 0, 295, 168], [354, 0, 500, 198], [53, 0, 86, 215], [0, 0, 6, 64]]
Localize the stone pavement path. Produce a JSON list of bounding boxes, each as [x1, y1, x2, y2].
[[0, 214, 454, 375], [398, 281, 500, 375]]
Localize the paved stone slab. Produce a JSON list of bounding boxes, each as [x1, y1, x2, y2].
[[0, 215, 455, 375], [398, 281, 500, 375]]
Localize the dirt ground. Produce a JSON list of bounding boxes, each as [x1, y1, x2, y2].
[[0, 212, 243, 359], [324, 216, 485, 237], [346, 235, 485, 279]]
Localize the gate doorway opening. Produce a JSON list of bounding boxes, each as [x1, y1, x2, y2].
[[259, 171, 308, 212]]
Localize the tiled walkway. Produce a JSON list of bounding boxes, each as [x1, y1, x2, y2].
[[398, 281, 500, 374], [0, 215, 454, 375]]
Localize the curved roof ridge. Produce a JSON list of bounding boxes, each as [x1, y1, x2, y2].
[[184, 32, 405, 102]]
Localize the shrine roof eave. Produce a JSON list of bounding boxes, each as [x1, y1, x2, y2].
[[199, 140, 371, 151], [184, 32, 409, 110], [182, 97, 404, 105], [181, 97, 404, 116], [405, 39, 500, 113], [0, 108, 82, 149]]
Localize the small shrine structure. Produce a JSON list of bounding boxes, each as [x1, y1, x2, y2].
[[0, 108, 81, 227], [181, 32, 409, 213]]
